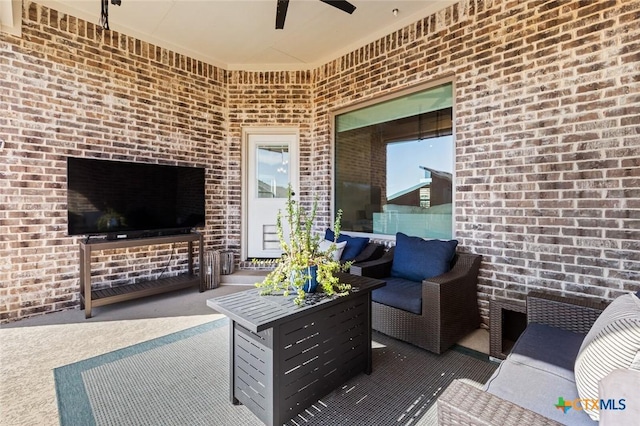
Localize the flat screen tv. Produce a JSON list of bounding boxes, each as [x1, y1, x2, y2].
[[67, 157, 206, 238]]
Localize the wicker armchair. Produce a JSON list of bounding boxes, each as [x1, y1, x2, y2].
[[437, 291, 608, 426], [350, 247, 482, 354]]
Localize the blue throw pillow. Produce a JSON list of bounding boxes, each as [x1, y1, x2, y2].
[[325, 229, 370, 261], [390, 232, 458, 282]]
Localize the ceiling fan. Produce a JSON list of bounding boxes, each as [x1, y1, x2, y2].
[[276, 0, 357, 29]]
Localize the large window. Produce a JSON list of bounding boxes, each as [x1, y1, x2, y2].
[[334, 82, 454, 239]]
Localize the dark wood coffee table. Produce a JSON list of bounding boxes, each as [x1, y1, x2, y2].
[[206, 272, 385, 426]]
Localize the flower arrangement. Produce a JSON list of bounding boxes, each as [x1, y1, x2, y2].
[[255, 186, 351, 305]]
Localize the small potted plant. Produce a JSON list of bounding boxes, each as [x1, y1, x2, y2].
[[255, 186, 352, 305]]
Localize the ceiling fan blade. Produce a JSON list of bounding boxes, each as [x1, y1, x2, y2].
[[275, 0, 290, 29], [319, 0, 356, 14]]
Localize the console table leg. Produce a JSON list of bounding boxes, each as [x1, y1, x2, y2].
[[197, 236, 204, 292], [81, 244, 92, 318], [79, 245, 85, 310], [188, 241, 194, 275], [84, 278, 92, 319]]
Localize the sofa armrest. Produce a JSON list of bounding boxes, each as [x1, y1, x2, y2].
[[438, 380, 563, 426], [349, 247, 394, 279], [421, 253, 482, 352], [423, 253, 482, 288], [526, 291, 608, 335], [349, 257, 392, 279], [351, 242, 385, 264], [422, 253, 482, 308]]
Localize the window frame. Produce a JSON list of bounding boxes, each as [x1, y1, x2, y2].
[[329, 76, 456, 241]]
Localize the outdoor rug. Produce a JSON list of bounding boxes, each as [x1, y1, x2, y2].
[[54, 318, 498, 426]]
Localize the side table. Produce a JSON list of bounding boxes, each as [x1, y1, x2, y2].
[[489, 297, 527, 360], [207, 273, 385, 426]]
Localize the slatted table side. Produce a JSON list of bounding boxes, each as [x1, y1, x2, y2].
[[229, 299, 370, 426], [273, 293, 371, 425], [207, 274, 385, 426], [232, 323, 274, 424]]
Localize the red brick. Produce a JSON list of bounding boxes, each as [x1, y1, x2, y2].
[[2, 0, 639, 324]]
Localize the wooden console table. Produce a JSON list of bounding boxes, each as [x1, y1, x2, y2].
[[80, 233, 204, 318], [207, 273, 385, 426]]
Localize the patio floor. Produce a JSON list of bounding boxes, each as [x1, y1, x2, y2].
[[0, 273, 489, 426]]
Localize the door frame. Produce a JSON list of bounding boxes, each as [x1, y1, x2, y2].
[[241, 127, 300, 261]]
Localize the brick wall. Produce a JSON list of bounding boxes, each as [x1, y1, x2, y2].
[[0, 1, 228, 321], [2, 0, 639, 323], [226, 70, 314, 251], [312, 0, 640, 321]]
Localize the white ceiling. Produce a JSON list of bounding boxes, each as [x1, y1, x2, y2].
[[26, 0, 456, 70]]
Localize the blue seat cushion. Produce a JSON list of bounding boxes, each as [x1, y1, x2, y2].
[[390, 232, 458, 282], [509, 322, 586, 381], [372, 277, 421, 314], [325, 229, 370, 261], [484, 358, 594, 425], [483, 323, 594, 425]]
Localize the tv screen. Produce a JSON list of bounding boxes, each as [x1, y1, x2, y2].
[[67, 157, 206, 237]]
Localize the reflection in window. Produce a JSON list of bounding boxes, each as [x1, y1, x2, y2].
[[335, 83, 453, 239], [257, 145, 289, 198]]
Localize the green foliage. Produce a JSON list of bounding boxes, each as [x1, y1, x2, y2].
[[255, 185, 351, 305], [96, 209, 127, 231]]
